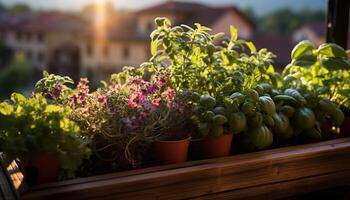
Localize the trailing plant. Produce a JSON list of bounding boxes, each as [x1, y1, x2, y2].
[[0, 93, 90, 178]]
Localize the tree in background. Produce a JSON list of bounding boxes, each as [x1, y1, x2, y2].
[[259, 8, 325, 35], [0, 2, 5, 12], [0, 52, 34, 99], [242, 7, 325, 35], [8, 3, 31, 14]]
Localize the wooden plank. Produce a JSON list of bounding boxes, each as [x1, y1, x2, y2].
[[0, 159, 16, 200], [6, 160, 26, 195], [30, 137, 350, 190], [17, 138, 350, 200], [190, 170, 350, 200]]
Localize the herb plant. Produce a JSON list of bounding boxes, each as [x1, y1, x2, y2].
[[0, 93, 90, 177]]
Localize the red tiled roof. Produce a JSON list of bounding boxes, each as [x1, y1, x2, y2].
[[137, 1, 255, 28], [97, 1, 255, 41], [0, 11, 87, 33], [136, 1, 208, 14]]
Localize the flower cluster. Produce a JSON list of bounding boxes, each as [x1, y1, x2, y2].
[[72, 78, 90, 108], [44, 82, 63, 100]]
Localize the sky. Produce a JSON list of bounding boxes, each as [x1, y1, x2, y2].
[[0, 0, 327, 15]]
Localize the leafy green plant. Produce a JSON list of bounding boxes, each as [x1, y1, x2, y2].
[[35, 71, 74, 103], [283, 40, 350, 111], [0, 93, 90, 177], [191, 94, 229, 138], [150, 17, 278, 98]]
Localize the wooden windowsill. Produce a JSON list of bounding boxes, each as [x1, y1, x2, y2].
[[2, 137, 350, 200]]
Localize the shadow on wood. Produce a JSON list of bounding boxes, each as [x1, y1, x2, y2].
[[1, 138, 350, 200]]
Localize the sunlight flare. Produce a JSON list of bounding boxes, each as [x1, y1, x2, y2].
[[94, 0, 107, 47]]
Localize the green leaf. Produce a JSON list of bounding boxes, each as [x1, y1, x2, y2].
[[321, 57, 350, 71], [318, 43, 346, 58], [230, 26, 238, 41], [212, 32, 225, 41], [43, 70, 49, 77], [154, 17, 170, 27], [0, 102, 13, 115], [63, 76, 74, 84], [10, 93, 26, 104], [100, 80, 107, 88], [180, 24, 194, 31], [246, 42, 256, 53], [291, 40, 315, 60], [45, 105, 61, 113], [151, 39, 158, 56], [291, 60, 314, 68]]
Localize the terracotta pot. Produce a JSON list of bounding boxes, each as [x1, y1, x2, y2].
[[197, 133, 233, 159], [154, 137, 190, 165], [19, 154, 59, 185], [341, 117, 350, 136]]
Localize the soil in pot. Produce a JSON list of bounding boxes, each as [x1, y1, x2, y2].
[[195, 133, 233, 159], [19, 153, 59, 186], [154, 136, 190, 165]]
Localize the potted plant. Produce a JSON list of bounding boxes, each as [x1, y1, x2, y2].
[[0, 93, 90, 185], [151, 90, 198, 165], [282, 41, 348, 137], [190, 94, 234, 159], [118, 67, 196, 165]]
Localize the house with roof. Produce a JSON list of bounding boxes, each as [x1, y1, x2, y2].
[[0, 11, 87, 79], [79, 1, 255, 81], [0, 1, 255, 82]]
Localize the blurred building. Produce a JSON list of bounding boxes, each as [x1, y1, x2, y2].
[[0, 11, 87, 80], [79, 1, 255, 81], [1, 1, 255, 82]]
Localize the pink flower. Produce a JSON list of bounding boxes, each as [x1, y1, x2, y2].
[[73, 78, 90, 106], [165, 88, 175, 102], [108, 84, 120, 94], [158, 78, 167, 88], [128, 97, 140, 109], [94, 92, 108, 105], [151, 98, 161, 106], [145, 84, 159, 94], [128, 92, 144, 109]]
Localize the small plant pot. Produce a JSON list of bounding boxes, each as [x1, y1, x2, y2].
[[154, 137, 190, 165], [19, 154, 59, 185], [197, 133, 233, 159]]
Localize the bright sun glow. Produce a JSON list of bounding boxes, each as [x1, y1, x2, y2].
[[94, 0, 107, 48]]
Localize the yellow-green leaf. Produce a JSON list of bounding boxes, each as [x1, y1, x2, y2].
[[246, 42, 256, 53], [10, 93, 26, 104], [230, 26, 238, 41], [0, 102, 13, 115]]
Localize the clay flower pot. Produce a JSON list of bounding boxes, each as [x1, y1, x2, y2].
[[197, 133, 233, 159], [19, 153, 59, 185], [154, 137, 190, 165]]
